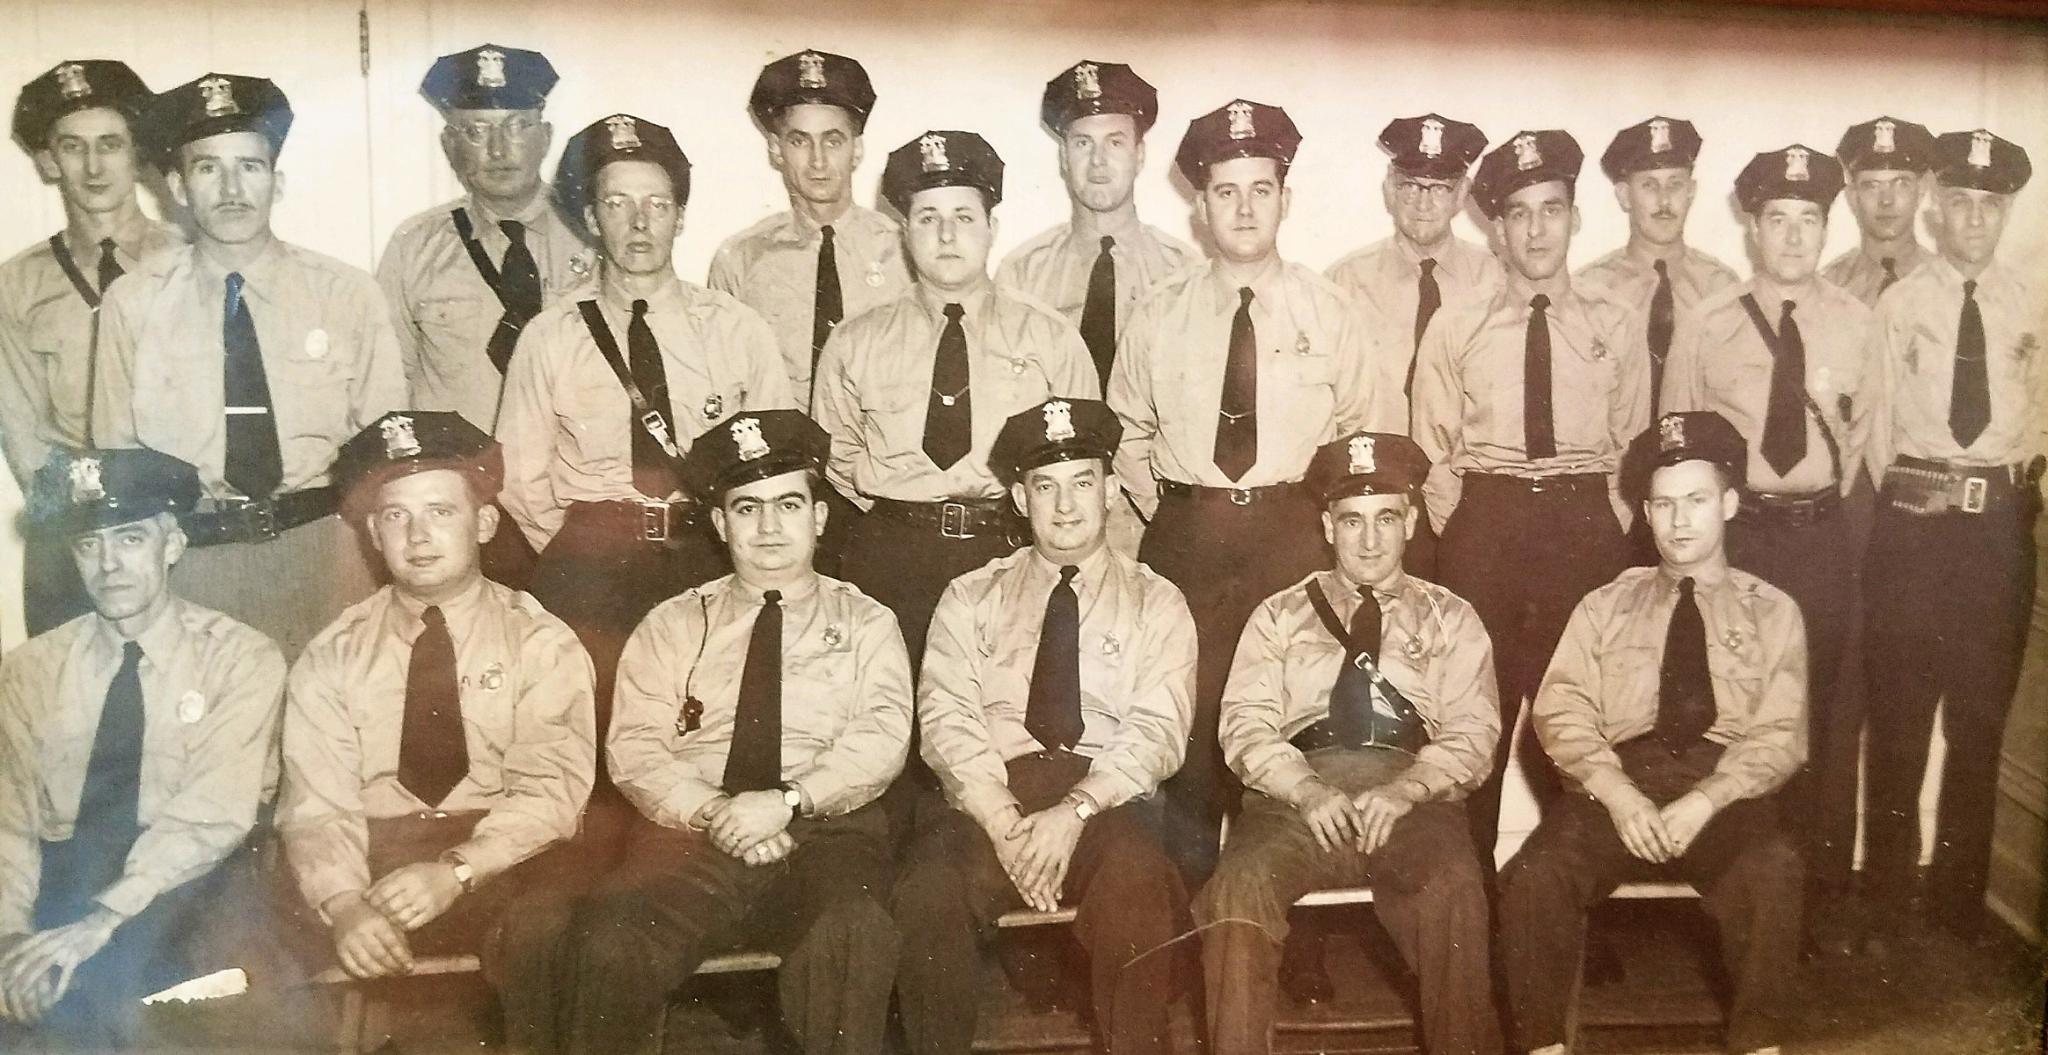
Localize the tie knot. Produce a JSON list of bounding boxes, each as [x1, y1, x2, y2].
[[1419, 258, 1437, 277], [1653, 259, 1668, 278], [761, 589, 782, 606], [1676, 576, 1694, 600], [421, 605, 445, 628], [1238, 286, 1255, 308], [1099, 234, 1116, 253], [500, 219, 526, 242], [99, 237, 118, 257], [630, 298, 649, 318], [1881, 256, 1897, 273], [120, 641, 143, 667], [1963, 279, 1977, 299], [1782, 299, 1796, 316], [225, 271, 245, 299], [820, 224, 835, 243], [943, 302, 964, 321], [1530, 293, 1550, 312]]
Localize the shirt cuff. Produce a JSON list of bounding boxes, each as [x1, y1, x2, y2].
[[1248, 753, 1320, 804], [94, 873, 161, 922], [451, 832, 530, 883], [659, 781, 726, 831], [959, 782, 1023, 836], [1578, 766, 1640, 811], [1073, 767, 1145, 814], [1692, 771, 1745, 812], [1397, 761, 1456, 802]]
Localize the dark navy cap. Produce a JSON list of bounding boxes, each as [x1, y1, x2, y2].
[[421, 44, 557, 112], [991, 398, 1121, 485], [750, 50, 876, 132], [1175, 99, 1300, 186], [882, 130, 1003, 215], [1472, 129, 1582, 220], [682, 410, 831, 502], [28, 448, 201, 537], [1305, 432, 1429, 505], [554, 113, 691, 220], [1600, 116, 1701, 181], [142, 73, 292, 166], [1621, 411, 1746, 506], [1735, 144, 1845, 213], [1041, 61, 1157, 135], [1837, 116, 1936, 175], [335, 411, 503, 518], [14, 60, 151, 149], [1932, 129, 2031, 194], [1379, 113, 1486, 180]]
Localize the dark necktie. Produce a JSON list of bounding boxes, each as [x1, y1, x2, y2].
[[1878, 256, 1900, 295], [487, 220, 542, 374], [96, 238, 123, 293], [398, 607, 468, 806], [1648, 260, 1675, 415], [1214, 286, 1259, 480], [222, 272, 283, 499], [1654, 578, 1715, 745], [76, 642, 146, 840], [1759, 299, 1809, 477], [1409, 258, 1441, 397], [923, 303, 972, 470], [1024, 565, 1084, 752], [1524, 293, 1556, 460], [1949, 280, 1990, 449], [627, 299, 678, 496], [724, 590, 784, 793], [1079, 235, 1118, 380], [812, 224, 842, 375], [1326, 587, 1385, 745]]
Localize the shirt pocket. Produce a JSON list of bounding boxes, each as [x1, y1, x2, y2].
[[1706, 630, 1764, 715], [25, 324, 86, 413], [784, 634, 856, 746], [1601, 643, 1662, 713], [411, 296, 492, 357]]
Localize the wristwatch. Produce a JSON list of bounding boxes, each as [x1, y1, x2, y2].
[[438, 850, 477, 894], [1065, 792, 1098, 822], [779, 782, 805, 815]]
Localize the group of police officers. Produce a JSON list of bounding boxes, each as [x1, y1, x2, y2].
[[0, 36, 2039, 1055]]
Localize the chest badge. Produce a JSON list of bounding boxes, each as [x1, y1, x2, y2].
[[1009, 357, 1028, 376], [1295, 332, 1312, 356], [1100, 633, 1121, 657], [822, 624, 844, 648], [1402, 636, 1425, 661], [177, 690, 206, 724], [702, 393, 725, 420], [569, 253, 592, 277], [865, 262, 884, 288], [304, 329, 330, 360], [1590, 339, 1610, 361], [479, 664, 505, 692], [1721, 626, 1746, 650], [2018, 333, 2039, 360]]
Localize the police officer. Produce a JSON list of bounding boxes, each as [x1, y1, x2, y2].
[[894, 398, 1194, 1055], [272, 412, 593, 1050], [3, 61, 184, 633], [1579, 117, 1739, 417], [0, 448, 284, 1045], [812, 129, 1098, 665], [1862, 129, 2040, 946], [93, 73, 408, 662], [1822, 117, 1938, 307], [1500, 412, 1806, 1055], [1108, 99, 1375, 879], [1662, 145, 1875, 953], [549, 410, 911, 1055], [1197, 432, 1500, 1055], [1411, 129, 1649, 863]]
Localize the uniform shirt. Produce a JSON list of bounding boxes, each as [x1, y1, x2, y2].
[[92, 240, 409, 500], [0, 217, 185, 485], [1108, 257, 1377, 518], [1865, 255, 2047, 480], [996, 219, 1195, 337], [277, 579, 596, 911], [812, 279, 1099, 508], [1325, 234, 1504, 430], [495, 271, 796, 550], [608, 573, 913, 829], [376, 189, 594, 431], [1220, 569, 1499, 806], [1663, 278, 1878, 495], [919, 545, 1195, 832], [707, 205, 911, 395], [0, 598, 285, 931], [1411, 276, 1650, 532], [1534, 565, 1808, 812], [1575, 244, 1740, 322], [1821, 241, 1929, 308]]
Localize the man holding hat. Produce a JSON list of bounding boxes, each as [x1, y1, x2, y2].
[[1861, 128, 2041, 944], [894, 397, 1194, 1055], [1499, 410, 1807, 1055], [93, 72, 407, 662], [1195, 430, 1501, 1055], [1108, 98, 1375, 880], [3, 60, 184, 633], [1411, 128, 1649, 863], [0, 448, 284, 1043], [551, 409, 911, 1055], [1823, 117, 1938, 306]]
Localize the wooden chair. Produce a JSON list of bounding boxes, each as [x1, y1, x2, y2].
[[1560, 879, 1706, 1047]]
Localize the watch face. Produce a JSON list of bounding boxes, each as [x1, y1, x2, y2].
[[783, 789, 803, 809]]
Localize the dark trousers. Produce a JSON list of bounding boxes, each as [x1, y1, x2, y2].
[[1437, 476, 1628, 866], [893, 753, 1187, 1055], [1862, 491, 2038, 928], [813, 484, 863, 579], [1499, 740, 1802, 1055], [838, 507, 1017, 669], [540, 806, 897, 1055], [22, 529, 90, 636], [1195, 750, 1499, 1055], [1140, 487, 1327, 882]]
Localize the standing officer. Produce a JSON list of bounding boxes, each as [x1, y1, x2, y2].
[[1578, 117, 1739, 418], [1662, 145, 1875, 953], [1500, 411, 1806, 1055], [895, 397, 1194, 1055], [1108, 99, 1375, 879], [1862, 130, 2041, 946], [1411, 129, 1649, 862], [93, 73, 407, 662], [1197, 431, 1500, 1055], [812, 129, 1098, 665], [1822, 117, 1938, 307], [548, 410, 911, 1055], [3, 61, 184, 633], [0, 448, 284, 1046], [273, 411, 593, 1051]]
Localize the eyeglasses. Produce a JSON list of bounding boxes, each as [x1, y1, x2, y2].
[[1393, 179, 1458, 206], [450, 116, 542, 146], [596, 194, 678, 220]]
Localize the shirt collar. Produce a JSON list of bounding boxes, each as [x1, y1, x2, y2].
[[88, 595, 186, 667], [774, 203, 860, 246], [1657, 560, 1731, 592], [63, 209, 159, 263], [1026, 542, 1114, 598], [1202, 255, 1286, 309], [1502, 270, 1571, 311], [915, 277, 994, 322], [192, 237, 287, 297], [387, 576, 492, 646], [599, 267, 690, 314], [728, 570, 821, 606], [467, 186, 555, 230], [1328, 565, 1407, 608]]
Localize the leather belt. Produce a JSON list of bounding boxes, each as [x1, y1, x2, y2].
[[183, 488, 338, 546], [870, 498, 1013, 540], [1883, 455, 2044, 517], [1155, 479, 1302, 507], [1288, 725, 1424, 755], [576, 498, 700, 544], [1465, 472, 1608, 496], [1739, 488, 1841, 528]]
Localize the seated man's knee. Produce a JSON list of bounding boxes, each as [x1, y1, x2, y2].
[[807, 890, 901, 964]]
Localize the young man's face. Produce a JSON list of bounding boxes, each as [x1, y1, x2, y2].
[[1614, 166, 1696, 248], [71, 513, 184, 623], [1059, 113, 1143, 215], [1197, 156, 1288, 264], [39, 106, 144, 216], [769, 103, 862, 210], [170, 130, 280, 246], [1323, 492, 1414, 593], [904, 185, 995, 293], [588, 159, 681, 277], [364, 469, 495, 603], [1010, 457, 1111, 564], [1496, 180, 1578, 283], [713, 469, 824, 579], [1846, 168, 1923, 243], [1644, 459, 1736, 569], [440, 107, 551, 208]]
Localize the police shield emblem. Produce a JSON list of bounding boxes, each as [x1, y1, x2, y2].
[[198, 76, 239, 118], [1348, 435, 1377, 475], [1969, 130, 1994, 168], [55, 63, 91, 100], [733, 416, 771, 461], [69, 456, 105, 503], [380, 414, 423, 459], [918, 132, 950, 172], [702, 393, 725, 420], [1649, 118, 1672, 155], [1873, 119, 1897, 156], [1658, 414, 1685, 452], [1042, 400, 1076, 443], [606, 114, 642, 151], [1073, 63, 1102, 101], [1784, 147, 1811, 182], [1513, 133, 1542, 172], [1226, 101, 1255, 141], [1419, 118, 1444, 159], [798, 52, 828, 89], [476, 49, 507, 89]]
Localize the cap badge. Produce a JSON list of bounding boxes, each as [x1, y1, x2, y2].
[[1649, 118, 1673, 155], [1226, 101, 1255, 141], [1419, 117, 1444, 159], [198, 76, 239, 119], [605, 114, 642, 151], [69, 456, 105, 503], [1348, 434, 1377, 475], [1784, 147, 1811, 182], [1513, 133, 1542, 172], [380, 414, 423, 459], [55, 63, 91, 100], [1874, 119, 1897, 155], [918, 132, 950, 173], [475, 49, 507, 89], [1658, 414, 1685, 453], [1073, 62, 1102, 101], [1042, 400, 1076, 443], [733, 416, 771, 461], [1969, 130, 1994, 169], [798, 52, 827, 90]]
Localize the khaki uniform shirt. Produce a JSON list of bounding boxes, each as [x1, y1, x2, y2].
[[0, 599, 285, 931], [1221, 570, 1499, 806], [707, 205, 911, 395], [1326, 234, 1504, 430], [1576, 244, 1741, 320], [495, 272, 796, 550], [920, 545, 1195, 831], [996, 220, 1195, 338], [1821, 241, 1929, 309], [1108, 258, 1378, 518], [812, 279, 1099, 508], [277, 579, 595, 910], [1534, 566, 1808, 812], [376, 189, 594, 431], [609, 573, 913, 829], [92, 240, 409, 500], [0, 217, 185, 485]]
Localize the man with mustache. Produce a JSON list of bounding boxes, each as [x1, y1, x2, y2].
[[1822, 117, 1938, 307], [93, 73, 407, 662]]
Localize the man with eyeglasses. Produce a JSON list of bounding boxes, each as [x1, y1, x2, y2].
[[1822, 117, 1938, 307]]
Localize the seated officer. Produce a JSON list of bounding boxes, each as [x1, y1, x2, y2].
[[1196, 432, 1501, 1055], [0, 448, 285, 1046], [1500, 411, 1807, 1055], [273, 411, 594, 1045], [894, 398, 1195, 1055], [550, 410, 911, 1055]]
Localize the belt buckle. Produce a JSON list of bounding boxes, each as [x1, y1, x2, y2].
[[1228, 488, 1253, 506], [224, 497, 278, 542], [940, 502, 970, 539], [1961, 476, 1988, 514], [639, 500, 672, 542]]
